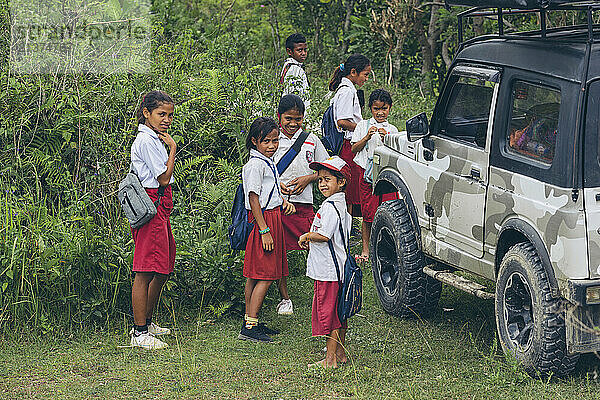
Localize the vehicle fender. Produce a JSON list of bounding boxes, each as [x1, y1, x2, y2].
[[497, 218, 560, 297], [374, 169, 422, 248]]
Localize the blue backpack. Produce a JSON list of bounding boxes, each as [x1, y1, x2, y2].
[[228, 158, 276, 250], [327, 201, 363, 322], [321, 85, 349, 156]]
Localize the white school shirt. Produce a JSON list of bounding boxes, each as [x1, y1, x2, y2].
[[130, 124, 175, 188], [331, 77, 362, 140], [242, 149, 283, 211], [273, 130, 329, 204], [351, 118, 399, 169], [281, 58, 310, 110], [306, 192, 352, 282]]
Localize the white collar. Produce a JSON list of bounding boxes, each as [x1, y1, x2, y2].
[[327, 192, 346, 204], [138, 123, 159, 139], [340, 77, 357, 92], [279, 128, 304, 141], [285, 57, 303, 66], [369, 117, 390, 128], [249, 148, 274, 163]]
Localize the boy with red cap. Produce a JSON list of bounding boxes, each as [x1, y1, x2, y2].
[[298, 156, 352, 368]]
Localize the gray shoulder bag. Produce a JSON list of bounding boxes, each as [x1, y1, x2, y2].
[[118, 163, 165, 229]]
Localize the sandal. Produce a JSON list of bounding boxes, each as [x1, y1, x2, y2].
[[354, 254, 369, 264]]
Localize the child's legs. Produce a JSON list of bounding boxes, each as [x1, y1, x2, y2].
[[361, 221, 372, 257], [244, 278, 257, 316], [277, 277, 290, 300], [247, 279, 273, 318], [146, 272, 169, 321], [132, 272, 154, 326], [336, 328, 347, 361], [325, 328, 340, 367]]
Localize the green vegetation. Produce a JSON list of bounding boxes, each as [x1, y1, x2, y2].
[[2, 268, 600, 399]]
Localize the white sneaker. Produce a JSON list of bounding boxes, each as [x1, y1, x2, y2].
[[130, 332, 168, 350], [148, 322, 171, 336], [276, 299, 293, 315]]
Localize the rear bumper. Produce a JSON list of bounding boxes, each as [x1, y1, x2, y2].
[[565, 279, 600, 353]]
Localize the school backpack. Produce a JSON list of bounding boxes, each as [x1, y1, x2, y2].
[[321, 84, 350, 156], [327, 201, 363, 323], [228, 158, 277, 251], [118, 164, 165, 229]]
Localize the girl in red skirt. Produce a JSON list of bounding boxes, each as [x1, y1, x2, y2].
[[299, 156, 353, 368], [273, 94, 329, 316], [351, 89, 399, 262], [328, 54, 371, 216], [129, 90, 176, 350], [240, 117, 296, 343]]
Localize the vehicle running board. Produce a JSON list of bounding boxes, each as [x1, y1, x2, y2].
[[423, 265, 495, 300]]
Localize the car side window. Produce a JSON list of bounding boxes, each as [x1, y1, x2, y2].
[[440, 75, 494, 148], [507, 81, 560, 164]]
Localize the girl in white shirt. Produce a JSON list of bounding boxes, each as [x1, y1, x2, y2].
[[240, 117, 296, 343], [129, 90, 176, 350], [329, 54, 371, 216], [351, 89, 399, 261]]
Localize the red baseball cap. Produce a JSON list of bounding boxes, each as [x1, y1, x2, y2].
[[309, 156, 352, 182]]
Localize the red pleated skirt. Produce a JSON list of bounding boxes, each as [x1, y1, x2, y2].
[[244, 207, 288, 280], [131, 186, 176, 275], [312, 280, 347, 336], [281, 203, 315, 251], [358, 167, 399, 223], [339, 139, 362, 210]]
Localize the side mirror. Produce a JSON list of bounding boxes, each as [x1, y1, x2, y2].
[[406, 112, 429, 142]]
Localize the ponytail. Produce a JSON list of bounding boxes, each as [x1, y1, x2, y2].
[[328, 54, 371, 91]]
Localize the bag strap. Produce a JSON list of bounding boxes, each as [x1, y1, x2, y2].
[[276, 129, 310, 175], [250, 156, 278, 211], [280, 63, 293, 85], [325, 200, 348, 284], [130, 162, 166, 208], [364, 120, 371, 153]]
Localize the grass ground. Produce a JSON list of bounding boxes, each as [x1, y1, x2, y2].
[[2, 260, 600, 399]]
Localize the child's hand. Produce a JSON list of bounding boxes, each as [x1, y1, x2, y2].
[[378, 128, 388, 139], [287, 175, 312, 195], [158, 131, 176, 148], [282, 200, 296, 215], [298, 233, 310, 250], [280, 182, 293, 195], [261, 232, 274, 252], [367, 126, 378, 138]]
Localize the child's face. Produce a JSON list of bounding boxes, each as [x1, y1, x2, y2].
[[349, 65, 371, 87], [252, 128, 279, 158], [317, 169, 345, 198], [287, 42, 307, 63], [371, 100, 391, 123], [143, 102, 174, 133], [279, 108, 303, 137]]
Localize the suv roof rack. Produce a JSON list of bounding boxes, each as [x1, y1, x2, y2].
[[447, 1, 600, 48]]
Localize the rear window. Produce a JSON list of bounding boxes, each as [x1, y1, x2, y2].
[[507, 81, 560, 164]]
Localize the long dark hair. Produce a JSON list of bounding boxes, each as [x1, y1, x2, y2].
[[277, 94, 305, 116], [245, 117, 279, 150], [136, 90, 174, 125], [328, 54, 370, 91]]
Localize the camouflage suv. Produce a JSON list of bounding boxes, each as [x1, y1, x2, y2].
[[370, 2, 600, 377]]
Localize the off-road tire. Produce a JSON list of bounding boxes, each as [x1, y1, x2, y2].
[[495, 242, 579, 378], [370, 199, 441, 318]]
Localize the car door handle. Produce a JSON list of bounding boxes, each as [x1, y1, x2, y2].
[[470, 168, 481, 180]]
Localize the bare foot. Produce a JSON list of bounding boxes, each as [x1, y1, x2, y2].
[[336, 352, 348, 364], [308, 358, 338, 369]]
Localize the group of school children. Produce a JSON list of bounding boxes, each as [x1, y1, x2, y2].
[[127, 33, 399, 368]]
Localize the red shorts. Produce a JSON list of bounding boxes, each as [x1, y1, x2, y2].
[[358, 167, 399, 223], [312, 280, 347, 336], [281, 203, 315, 251], [339, 139, 362, 215], [131, 186, 176, 275], [244, 207, 289, 280]]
